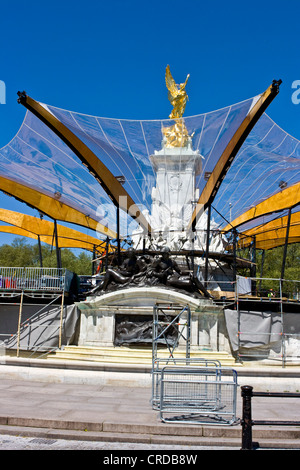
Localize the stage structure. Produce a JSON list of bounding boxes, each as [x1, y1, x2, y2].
[[1, 66, 300, 363]]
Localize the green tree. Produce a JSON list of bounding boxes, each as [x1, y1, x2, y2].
[[255, 244, 300, 297]]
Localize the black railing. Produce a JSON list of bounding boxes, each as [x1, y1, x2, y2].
[[241, 385, 300, 450]]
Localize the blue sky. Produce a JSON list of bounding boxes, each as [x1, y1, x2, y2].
[[0, 0, 300, 246]]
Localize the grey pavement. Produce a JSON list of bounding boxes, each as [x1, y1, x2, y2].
[[0, 367, 299, 450]]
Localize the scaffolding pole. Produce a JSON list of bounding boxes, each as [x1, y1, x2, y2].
[[58, 291, 65, 350], [16, 290, 24, 357]]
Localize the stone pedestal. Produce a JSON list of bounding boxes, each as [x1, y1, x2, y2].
[[76, 287, 231, 353]]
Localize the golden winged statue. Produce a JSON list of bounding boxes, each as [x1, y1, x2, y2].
[[165, 65, 190, 119], [162, 65, 190, 148]]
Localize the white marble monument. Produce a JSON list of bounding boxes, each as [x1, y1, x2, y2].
[[131, 135, 227, 256]]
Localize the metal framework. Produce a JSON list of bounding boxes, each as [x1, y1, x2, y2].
[[152, 303, 191, 362], [233, 275, 300, 367], [0, 208, 106, 253], [151, 358, 222, 410], [241, 385, 300, 450], [223, 181, 300, 233], [0, 175, 115, 237], [14, 82, 283, 254]]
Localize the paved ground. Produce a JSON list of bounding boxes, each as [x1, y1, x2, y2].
[[0, 433, 241, 450], [0, 376, 298, 424], [0, 375, 299, 451]]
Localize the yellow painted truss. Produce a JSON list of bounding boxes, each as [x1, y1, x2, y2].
[[223, 182, 300, 232], [0, 208, 107, 252], [238, 211, 300, 250], [0, 176, 116, 239]]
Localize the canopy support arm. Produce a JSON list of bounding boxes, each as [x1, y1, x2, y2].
[[204, 204, 211, 284]]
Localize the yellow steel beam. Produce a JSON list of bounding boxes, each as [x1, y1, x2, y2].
[[237, 211, 300, 250], [0, 208, 103, 246], [242, 211, 300, 237], [223, 182, 300, 232], [0, 176, 116, 238], [0, 225, 104, 252], [239, 233, 300, 250]]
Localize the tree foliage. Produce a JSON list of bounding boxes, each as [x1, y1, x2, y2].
[[256, 244, 300, 297], [0, 238, 92, 275], [238, 243, 300, 297]]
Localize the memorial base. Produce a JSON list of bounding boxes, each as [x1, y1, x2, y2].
[[76, 287, 231, 353]]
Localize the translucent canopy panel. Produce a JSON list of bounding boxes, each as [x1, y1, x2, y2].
[[0, 225, 103, 252], [214, 114, 300, 231], [0, 113, 117, 238], [1, 82, 284, 246], [13, 87, 275, 239], [46, 96, 255, 211]]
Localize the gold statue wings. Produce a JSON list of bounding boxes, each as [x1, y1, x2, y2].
[[165, 65, 190, 119]]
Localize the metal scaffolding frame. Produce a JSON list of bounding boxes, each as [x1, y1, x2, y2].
[[152, 303, 191, 363]]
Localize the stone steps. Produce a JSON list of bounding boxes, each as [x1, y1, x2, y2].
[[48, 345, 236, 366]]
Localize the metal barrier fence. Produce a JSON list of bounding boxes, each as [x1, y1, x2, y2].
[[0, 267, 71, 292], [159, 366, 238, 425], [151, 358, 222, 410], [241, 385, 300, 450]]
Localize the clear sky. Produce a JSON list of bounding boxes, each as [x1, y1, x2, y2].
[[0, 0, 300, 246]]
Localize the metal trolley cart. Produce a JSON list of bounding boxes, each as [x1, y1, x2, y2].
[[159, 366, 238, 425]]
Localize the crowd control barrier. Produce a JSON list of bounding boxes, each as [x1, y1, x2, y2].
[[158, 366, 238, 425]]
